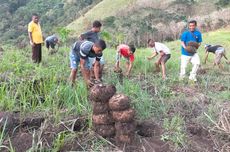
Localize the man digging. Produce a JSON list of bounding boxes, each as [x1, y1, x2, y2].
[[69, 40, 106, 87], [204, 44, 230, 69]]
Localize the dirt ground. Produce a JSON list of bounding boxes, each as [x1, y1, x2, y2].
[[1, 110, 228, 152]]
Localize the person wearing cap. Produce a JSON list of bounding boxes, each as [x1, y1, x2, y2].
[[180, 20, 202, 82], [147, 39, 171, 80], [114, 44, 136, 77], [204, 44, 229, 69], [45, 34, 60, 51]]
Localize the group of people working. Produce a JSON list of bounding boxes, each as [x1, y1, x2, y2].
[[28, 14, 229, 87]]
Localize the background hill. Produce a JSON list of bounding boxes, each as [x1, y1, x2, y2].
[[0, 0, 230, 46]]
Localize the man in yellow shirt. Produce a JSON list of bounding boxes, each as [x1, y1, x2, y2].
[[28, 13, 43, 63]]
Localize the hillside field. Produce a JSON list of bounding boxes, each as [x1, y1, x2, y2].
[[0, 28, 230, 151]]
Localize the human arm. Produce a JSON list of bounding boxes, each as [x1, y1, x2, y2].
[[28, 32, 35, 46], [94, 60, 100, 81], [80, 58, 92, 86], [148, 50, 158, 60], [126, 61, 133, 76], [115, 47, 121, 70], [204, 51, 209, 64]]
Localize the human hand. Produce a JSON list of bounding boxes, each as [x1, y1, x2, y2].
[[30, 41, 35, 47], [86, 80, 94, 87]]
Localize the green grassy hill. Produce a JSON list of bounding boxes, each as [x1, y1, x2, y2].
[[66, 0, 230, 46], [66, 0, 135, 36]]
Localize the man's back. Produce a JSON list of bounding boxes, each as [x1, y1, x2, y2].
[[80, 31, 99, 43]]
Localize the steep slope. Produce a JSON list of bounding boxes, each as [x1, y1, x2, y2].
[[66, 0, 136, 36], [66, 0, 230, 46]]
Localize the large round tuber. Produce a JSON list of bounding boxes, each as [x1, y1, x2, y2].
[[112, 108, 135, 122], [90, 84, 116, 102], [92, 113, 114, 125], [92, 101, 110, 115], [109, 94, 130, 111], [115, 122, 136, 135], [93, 124, 115, 137]]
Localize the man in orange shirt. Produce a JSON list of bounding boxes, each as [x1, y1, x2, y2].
[[28, 13, 43, 63], [114, 44, 136, 77]]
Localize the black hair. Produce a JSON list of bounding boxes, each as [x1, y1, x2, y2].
[[189, 20, 197, 26], [129, 44, 136, 53], [32, 13, 39, 17], [93, 20, 102, 28], [95, 39, 106, 50], [148, 39, 154, 44]]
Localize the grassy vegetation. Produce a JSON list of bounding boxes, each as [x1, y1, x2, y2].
[[0, 28, 230, 150], [66, 0, 135, 36]]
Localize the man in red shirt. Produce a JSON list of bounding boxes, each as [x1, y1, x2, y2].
[[114, 44, 136, 76]]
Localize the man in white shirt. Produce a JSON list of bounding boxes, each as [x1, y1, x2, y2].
[[147, 39, 171, 80]]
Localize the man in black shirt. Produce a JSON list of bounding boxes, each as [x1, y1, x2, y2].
[[204, 44, 229, 69], [80, 21, 105, 80], [69, 39, 106, 86]]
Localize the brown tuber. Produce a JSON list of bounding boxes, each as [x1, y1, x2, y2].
[[187, 41, 199, 49], [115, 122, 136, 135], [92, 113, 114, 125], [109, 94, 130, 111], [90, 84, 116, 102], [92, 101, 110, 115], [112, 108, 135, 122], [93, 124, 115, 137], [115, 134, 134, 144]]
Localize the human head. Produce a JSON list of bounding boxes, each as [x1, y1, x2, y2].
[[93, 39, 106, 54], [92, 20, 102, 33], [148, 39, 155, 47], [188, 20, 197, 32], [204, 44, 211, 50], [128, 44, 136, 55], [54, 37, 59, 43], [32, 13, 39, 23]]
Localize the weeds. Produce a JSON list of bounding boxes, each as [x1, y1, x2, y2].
[[161, 115, 187, 148]]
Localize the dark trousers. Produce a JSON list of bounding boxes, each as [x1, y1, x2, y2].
[[32, 44, 42, 63]]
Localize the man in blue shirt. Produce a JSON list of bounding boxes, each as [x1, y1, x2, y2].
[[180, 20, 202, 82]]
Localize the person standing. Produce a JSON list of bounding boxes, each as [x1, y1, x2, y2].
[[180, 20, 202, 82], [28, 13, 43, 63], [80, 20, 104, 80]]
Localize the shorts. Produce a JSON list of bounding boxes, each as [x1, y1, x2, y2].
[[32, 43, 42, 63], [160, 54, 171, 63], [69, 51, 93, 70], [215, 47, 225, 64], [88, 55, 105, 65], [45, 41, 55, 49]]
